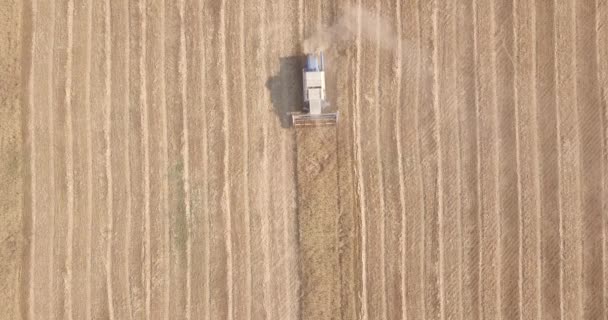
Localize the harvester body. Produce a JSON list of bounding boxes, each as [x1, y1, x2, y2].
[[292, 52, 338, 127]]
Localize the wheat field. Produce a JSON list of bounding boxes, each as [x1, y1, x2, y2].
[[1, 0, 608, 319]]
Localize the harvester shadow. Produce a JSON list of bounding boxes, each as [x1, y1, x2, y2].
[[266, 55, 305, 128]]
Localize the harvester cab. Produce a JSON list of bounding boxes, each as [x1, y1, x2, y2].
[[292, 52, 338, 127]]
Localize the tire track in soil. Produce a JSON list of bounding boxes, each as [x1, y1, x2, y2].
[[493, 0, 519, 318], [69, 0, 93, 317], [109, 0, 131, 317], [202, 0, 231, 318], [51, 0, 69, 318], [474, 0, 500, 317], [456, 0, 480, 317], [144, 1, 169, 318], [576, 2, 605, 318], [126, 0, 147, 317], [554, 0, 583, 318], [90, 0, 111, 317], [535, 1, 561, 318], [514, 0, 541, 318], [165, 0, 188, 317], [225, 0, 250, 317], [436, 0, 462, 318], [185, 0, 209, 318]]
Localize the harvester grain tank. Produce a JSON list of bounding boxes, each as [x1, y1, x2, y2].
[[292, 52, 339, 127]]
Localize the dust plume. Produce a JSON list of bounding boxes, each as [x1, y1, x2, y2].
[[302, 5, 399, 53]]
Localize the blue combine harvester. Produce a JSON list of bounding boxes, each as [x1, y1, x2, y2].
[[292, 52, 338, 127]]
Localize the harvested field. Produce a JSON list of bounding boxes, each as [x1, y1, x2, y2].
[[2, 0, 608, 319]]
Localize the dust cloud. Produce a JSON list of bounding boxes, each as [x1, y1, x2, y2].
[[302, 5, 400, 53]]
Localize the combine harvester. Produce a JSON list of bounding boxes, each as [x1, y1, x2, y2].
[[292, 52, 339, 127]]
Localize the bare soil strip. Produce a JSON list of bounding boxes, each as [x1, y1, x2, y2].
[[68, 0, 92, 318], [51, 0, 70, 317], [474, 0, 501, 318], [576, 2, 605, 317], [599, 0, 608, 314], [514, 1, 542, 319], [243, 0, 272, 318], [202, 1, 231, 318], [165, 0, 188, 318], [398, 1, 426, 318], [29, 0, 56, 318], [436, 1, 462, 319], [333, 1, 359, 319], [126, 1, 147, 318], [88, 0, 111, 318], [0, 0, 24, 319], [184, 0, 209, 318], [535, 1, 561, 318], [555, 0, 583, 318], [109, 0, 131, 317], [144, 1, 169, 318], [494, 1, 519, 318]]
